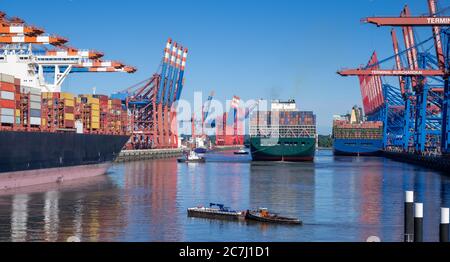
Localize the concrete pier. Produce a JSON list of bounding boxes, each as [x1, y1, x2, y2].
[[383, 151, 450, 173], [115, 149, 183, 162]]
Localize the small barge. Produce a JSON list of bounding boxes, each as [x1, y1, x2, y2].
[[187, 203, 244, 221], [245, 208, 302, 225], [234, 149, 249, 155]]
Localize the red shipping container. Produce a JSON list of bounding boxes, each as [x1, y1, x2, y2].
[[65, 120, 75, 128], [112, 99, 122, 106], [0, 99, 16, 108], [0, 82, 15, 92], [14, 78, 20, 86], [64, 107, 74, 114]]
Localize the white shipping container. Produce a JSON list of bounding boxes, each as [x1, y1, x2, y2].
[[0, 115, 14, 124], [30, 117, 41, 126], [30, 88, 41, 95], [30, 94, 41, 102], [75, 120, 84, 134], [0, 108, 14, 116], [0, 91, 15, 100], [0, 73, 15, 84], [30, 102, 41, 110]]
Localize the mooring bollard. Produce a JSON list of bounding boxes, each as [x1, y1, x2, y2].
[[440, 208, 449, 243], [414, 203, 423, 242], [404, 191, 414, 242]]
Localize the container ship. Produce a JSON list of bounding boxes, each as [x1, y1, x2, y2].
[[0, 12, 135, 190], [332, 106, 383, 156], [249, 100, 316, 162], [0, 73, 131, 190]]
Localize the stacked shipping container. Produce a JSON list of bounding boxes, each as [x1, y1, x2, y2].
[[332, 120, 383, 139], [250, 111, 316, 126], [1, 72, 128, 135], [249, 110, 317, 139], [42, 92, 76, 129], [0, 74, 16, 126]]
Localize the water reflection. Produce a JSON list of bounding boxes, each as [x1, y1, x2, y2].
[[119, 159, 181, 241], [0, 150, 449, 242], [44, 191, 59, 242], [11, 194, 28, 242]]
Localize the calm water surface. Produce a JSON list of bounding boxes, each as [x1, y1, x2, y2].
[[0, 149, 450, 242]]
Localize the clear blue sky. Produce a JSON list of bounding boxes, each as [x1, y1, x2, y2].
[[1, 0, 436, 134]]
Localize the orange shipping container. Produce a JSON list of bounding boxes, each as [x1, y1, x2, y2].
[[0, 99, 15, 108], [0, 82, 15, 92], [64, 99, 75, 107]]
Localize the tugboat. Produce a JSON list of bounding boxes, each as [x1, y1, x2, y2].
[[245, 208, 302, 225], [234, 149, 249, 155], [177, 151, 206, 163], [187, 203, 245, 220], [194, 147, 208, 154]]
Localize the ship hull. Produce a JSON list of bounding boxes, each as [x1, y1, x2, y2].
[[0, 131, 129, 190], [333, 138, 383, 156], [250, 137, 316, 162]]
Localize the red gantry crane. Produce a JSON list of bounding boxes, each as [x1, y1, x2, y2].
[[113, 38, 189, 149]]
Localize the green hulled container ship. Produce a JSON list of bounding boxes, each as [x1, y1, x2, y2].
[[249, 100, 317, 162]]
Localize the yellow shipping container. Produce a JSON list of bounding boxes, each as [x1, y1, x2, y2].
[[65, 99, 75, 107], [91, 104, 100, 111], [91, 123, 100, 129], [91, 111, 100, 118], [88, 97, 100, 105], [15, 109, 20, 116], [65, 113, 74, 121], [91, 116, 100, 123], [61, 92, 75, 100], [42, 118, 47, 126]]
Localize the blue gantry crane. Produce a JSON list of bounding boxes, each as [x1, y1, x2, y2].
[[338, 0, 450, 162]]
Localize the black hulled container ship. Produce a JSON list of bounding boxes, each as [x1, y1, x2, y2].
[[0, 11, 137, 190], [0, 73, 130, 190]]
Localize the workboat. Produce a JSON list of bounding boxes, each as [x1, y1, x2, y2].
[[245, 208, 302, 225], [177, 151, 206, 163], [187, 203, 245, 220], [234, 149, 249, 155], [194, 147, 208, 154]]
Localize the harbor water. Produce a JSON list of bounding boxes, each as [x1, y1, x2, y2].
[[0, 149, 449, 242]]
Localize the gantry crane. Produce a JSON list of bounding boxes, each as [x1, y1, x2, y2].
[[338, 0, 450, 155], [113, 38, 188, 149], [0, 11, 135, 93]]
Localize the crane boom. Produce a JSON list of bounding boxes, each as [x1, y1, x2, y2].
[[0, 24, 44, 35], [391, 29, 407, 95], [203, 91, 215, 122], [338, 69, 445, 77], [364, 16, 450, 26], [428, 0, 446, 70], [0, 35, 67, 45]]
